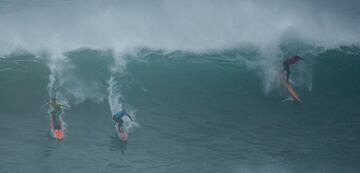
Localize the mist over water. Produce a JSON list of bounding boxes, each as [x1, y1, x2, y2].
[[1, 0, 359, 55]]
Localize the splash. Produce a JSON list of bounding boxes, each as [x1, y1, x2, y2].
[[0, 0, 359, 56], [107, 56, 139, 132]]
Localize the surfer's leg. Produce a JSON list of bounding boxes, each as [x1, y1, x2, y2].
[[284, 65, 290, 82], [51, 112, 56, 122], [118, 122, 122, 132], [286, 68, 290, 82], [52, 111, 61, 129], [281, 63, 288, 75], [119, 119, 125, 130]]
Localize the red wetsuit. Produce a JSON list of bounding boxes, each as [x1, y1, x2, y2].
[[283, 55, 302, 65], [282, 55, 303, 81]]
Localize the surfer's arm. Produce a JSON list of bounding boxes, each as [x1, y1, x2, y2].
[[60, 103, 71, 109], [41, 102, 50, 108], [125, 114, 134, 121]]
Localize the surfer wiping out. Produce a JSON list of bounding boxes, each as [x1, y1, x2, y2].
[[43, 97, 70, 128], [280, 55, 304, 82], [113, 109, 134, 131]]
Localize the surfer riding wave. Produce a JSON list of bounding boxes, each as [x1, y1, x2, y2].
[[113, 109, 134, 132], [43, 97, 70, 129], [280, 55, 304, 82]]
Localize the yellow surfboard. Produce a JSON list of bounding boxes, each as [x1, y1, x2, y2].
[[280, 77, 302, 104]]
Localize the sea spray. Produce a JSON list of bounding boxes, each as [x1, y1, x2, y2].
[[107, 55, 139, 132]]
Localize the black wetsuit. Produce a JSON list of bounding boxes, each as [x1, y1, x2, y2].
[[282, 62, 290, 82]]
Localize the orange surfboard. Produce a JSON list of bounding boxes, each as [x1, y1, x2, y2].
[[50, 114, 64, 140], [54, 129, 64, 140], [280, 77, 302, 104]]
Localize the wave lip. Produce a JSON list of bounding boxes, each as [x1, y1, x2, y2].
[[1, 0, 360, 56]]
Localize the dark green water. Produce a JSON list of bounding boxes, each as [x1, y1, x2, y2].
[[0, 47, 359, 173]]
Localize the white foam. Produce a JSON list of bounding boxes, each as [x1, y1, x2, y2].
[[2, 0, 358, 101], [107, 72, 139, 132], [0, 0, 359, 56]]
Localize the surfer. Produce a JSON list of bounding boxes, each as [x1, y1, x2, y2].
[[113, 109, 134, 130], [280, 55, 304, 82], [43, 97, 70, 128]]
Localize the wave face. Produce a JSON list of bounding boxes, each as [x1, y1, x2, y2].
[[1, 46, 360, 172], [1, 0, 360, 172]]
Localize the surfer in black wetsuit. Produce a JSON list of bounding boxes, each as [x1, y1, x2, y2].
[[113, 109, 134, 130], [280, 55, 304, 82]]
